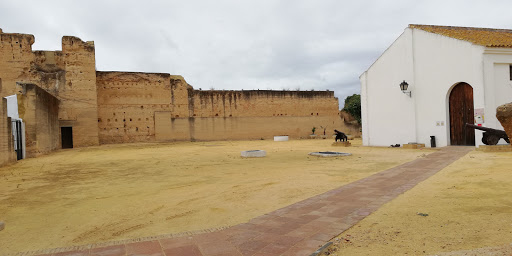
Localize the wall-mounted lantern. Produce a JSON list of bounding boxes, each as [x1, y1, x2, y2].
[[400, 80, 411, 97]]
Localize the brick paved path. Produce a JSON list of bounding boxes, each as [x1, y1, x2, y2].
[[33, 147, 471, 256]]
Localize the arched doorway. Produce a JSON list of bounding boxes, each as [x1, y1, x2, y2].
[[449, 82, 475, 146]]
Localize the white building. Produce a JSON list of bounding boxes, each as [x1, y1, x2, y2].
[[361, 24, 512, 148]]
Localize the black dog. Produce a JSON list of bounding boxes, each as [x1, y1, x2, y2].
[[334, 129, 348, 142]]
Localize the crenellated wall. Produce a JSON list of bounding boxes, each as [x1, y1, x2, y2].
[[188, 90, 340, 118], [0, 30, 99, 148], [96, 72, 190, 144], [96, 71, 347, 142], [158, 89, 347, 141], [58, 36, 99, 147], [1, 28, 356, 157], [0, 31, 36, 95], [156, 88, 349, 142]]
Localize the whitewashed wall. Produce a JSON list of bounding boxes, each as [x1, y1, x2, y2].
[[362, 28, 492, 147], [412, 29, 485, 147], [361, 29, 416, 146], [483, 49, 512, 144]]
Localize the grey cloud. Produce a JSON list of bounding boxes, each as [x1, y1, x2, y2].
[[2, 0, 512, 107]]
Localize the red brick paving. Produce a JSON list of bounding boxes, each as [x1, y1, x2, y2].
[[31, 147, 471, 256], [125, 241, 163, 256], [90, 245, 126, 256], [163, 245, 202, 256], [53, 250, 90, 256]]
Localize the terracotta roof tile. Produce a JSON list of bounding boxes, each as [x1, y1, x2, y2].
[[409, 24, 512, 48]]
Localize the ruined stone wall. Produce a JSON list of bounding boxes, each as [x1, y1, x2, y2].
[[340, 110, 362, 137], [97, 73, 346, 142], [2, 28, 350, 147], [47, 36, 99, 147], [17, 84, 59, 157], [157, 90, 348, 141], [0, 30, 36, 96], [0, 29, 99, 148], [155, 115, 345, 141], [0, 97, 16, 166], [96, 72, 190, 144], [154, 89, 346, 141], [189, 90, 340, 118]]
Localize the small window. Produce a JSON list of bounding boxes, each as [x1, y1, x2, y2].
[[510, 65, 512, 81]]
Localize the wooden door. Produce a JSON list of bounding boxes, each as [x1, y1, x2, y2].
[[449, 83, 475, 145]]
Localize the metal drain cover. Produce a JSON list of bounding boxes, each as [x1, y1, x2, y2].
[[308, 151, 352, 157], [241, 150, 267, 157]]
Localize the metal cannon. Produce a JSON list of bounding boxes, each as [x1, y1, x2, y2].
[[465, 123, 510, 145]]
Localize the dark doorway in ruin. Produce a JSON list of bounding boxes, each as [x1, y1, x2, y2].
[[13, 120, 23, 160], [449, 82, 475, 146], [61, 127, 73, 149]]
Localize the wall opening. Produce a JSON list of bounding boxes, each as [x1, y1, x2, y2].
[[448, 82, 475, 146], [61, 127, 73, 149], [12, 120, 24, 160]]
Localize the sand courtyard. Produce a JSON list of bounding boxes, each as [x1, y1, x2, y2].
[[0, 138, 429, 254], [0, 139, 511, 255]]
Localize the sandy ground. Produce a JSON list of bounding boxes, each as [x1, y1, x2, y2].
[[0, 139, 432, 254], [329, 149, 512, 255]]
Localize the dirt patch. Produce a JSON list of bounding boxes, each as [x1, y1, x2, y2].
[[329, 150, 512, 255], [0, 139, 433, 254]]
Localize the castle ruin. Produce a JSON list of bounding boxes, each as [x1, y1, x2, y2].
[[0, 28, 356, 165]]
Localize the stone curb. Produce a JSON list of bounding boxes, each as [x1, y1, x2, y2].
[[310, 241, 333, 256]]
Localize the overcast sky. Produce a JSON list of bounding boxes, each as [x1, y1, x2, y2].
[[1, 0, 511, 106]]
